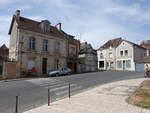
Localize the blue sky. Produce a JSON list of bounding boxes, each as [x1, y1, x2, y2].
[[0, 0, 150, 49]]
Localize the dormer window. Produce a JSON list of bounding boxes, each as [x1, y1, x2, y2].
[[40, 20, 51, 32], [44, 24, 49, 32]]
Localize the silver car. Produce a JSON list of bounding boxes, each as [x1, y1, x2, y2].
[[48, 68, 72, 76]]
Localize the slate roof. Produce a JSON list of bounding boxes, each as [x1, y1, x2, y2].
[[79, 43, 97, 55], [0, 44, 8, 50], [60, 30, 74, 38], [98, 37, 146, 50], [124, 40, 147, 50]]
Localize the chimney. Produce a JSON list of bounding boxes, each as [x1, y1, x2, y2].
[[15, 10, 20, 19], [55, 23, 62, 31]]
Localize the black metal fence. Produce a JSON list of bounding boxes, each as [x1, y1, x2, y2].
[[10, 82, 81, 113]]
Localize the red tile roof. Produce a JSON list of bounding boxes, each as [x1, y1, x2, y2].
[[0, 44, 9, 58], [9, 15, 66, 38], [99, 37, 123, 49], [140, 43, 150, 49]]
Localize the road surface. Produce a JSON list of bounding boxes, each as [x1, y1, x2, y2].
[[0, 71, 143, 113]]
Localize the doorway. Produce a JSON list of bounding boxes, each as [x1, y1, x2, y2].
[[42, 58, 47, 74], [123, 60, 125, 70], [99, 61, 104, 68]]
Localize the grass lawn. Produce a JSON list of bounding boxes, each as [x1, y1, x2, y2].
[[127, 79, 150, 109]]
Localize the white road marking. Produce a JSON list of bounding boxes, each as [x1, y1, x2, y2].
[[25, 78, 61, 87], [55, 86, 82, 96], [47, 84, 76, 92]]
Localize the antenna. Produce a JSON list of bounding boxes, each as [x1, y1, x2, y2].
[[76, 32, 82, 41]]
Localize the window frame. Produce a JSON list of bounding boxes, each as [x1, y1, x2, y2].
[[29, 37, 36, 50], [117, 60, 122, 68], [120, 51, 123, 57], [109, 52, 113, 58], [55, 41, 60, 54], [125, 50, 128, 56], [43, 39, 48, 51], [126, 60, 131, 68]]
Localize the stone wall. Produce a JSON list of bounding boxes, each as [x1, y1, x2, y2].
[[9, 20, 18, 60], [2, 62, 18, 79]]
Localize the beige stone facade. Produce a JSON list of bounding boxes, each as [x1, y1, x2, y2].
[[67, 37, 80, 73], [19, 30, 67, 75], [8, 10, 69, 76], [60, 29, 80, 73]]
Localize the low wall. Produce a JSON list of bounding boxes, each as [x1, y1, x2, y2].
[[2, 62, 18, 79]]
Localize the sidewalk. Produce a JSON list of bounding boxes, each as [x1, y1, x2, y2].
[[23, 78, 150, 113]]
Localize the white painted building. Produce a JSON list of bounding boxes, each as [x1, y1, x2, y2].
[[116, 40, 147, 71], [97, 38, 147, 71], [97, 38, 122, 70]]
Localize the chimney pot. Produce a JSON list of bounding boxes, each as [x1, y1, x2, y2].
[[15, 10, 20, 19], [56, 23, 62, 31]]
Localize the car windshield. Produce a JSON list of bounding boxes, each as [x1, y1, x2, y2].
[[56, 68, 70, 71]]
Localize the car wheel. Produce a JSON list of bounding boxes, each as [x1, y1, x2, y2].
[[56, 73, 59, 77], [67, 72, 70, 75]]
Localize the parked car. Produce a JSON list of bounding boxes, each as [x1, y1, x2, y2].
[[48, 68, 72, 76]]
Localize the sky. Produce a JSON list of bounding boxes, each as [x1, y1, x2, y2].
[[0, 0, 150, 49]]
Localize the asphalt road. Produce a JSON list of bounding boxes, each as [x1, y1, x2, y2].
[[0, 71, 144, 113]]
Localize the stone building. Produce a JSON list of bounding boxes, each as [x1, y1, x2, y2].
[[67, 36, 80, 73], [140, 40, 150, 56], [8, 10, 70, 76], [78, 42, 97, 72], [97, 38, 147, 71], [60, 28, 80, 73], [140, 40, 150, 70], [0, 44, 9, 75]]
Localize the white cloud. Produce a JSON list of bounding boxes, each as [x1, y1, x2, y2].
[[0, 0, 19, 6], [0, 15, 11, 32], [105, 3, 150, 23], [16, 5, 32, 11], [78, 20, 126, 49], [0, 0, 150, 49], [0, 0, 12, 4], [0, 35, 9, 47], [0, 15, 12, 47], [28, 16, 46, 21]]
